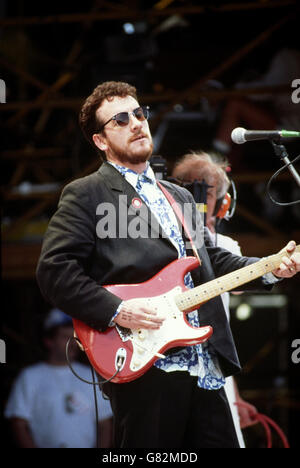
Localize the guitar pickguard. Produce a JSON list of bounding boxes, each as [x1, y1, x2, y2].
[[129, 286, 211, 372]]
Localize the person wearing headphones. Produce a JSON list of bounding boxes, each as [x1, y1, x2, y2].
[[172, 151, 259, 447]]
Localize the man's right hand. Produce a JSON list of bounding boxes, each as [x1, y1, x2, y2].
[[113, 298, 165, 330]]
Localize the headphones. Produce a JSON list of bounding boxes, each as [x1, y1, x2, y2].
[[169, 172, 237, 223], [214, 179, 237, 220], [215, 192, 232, 219]]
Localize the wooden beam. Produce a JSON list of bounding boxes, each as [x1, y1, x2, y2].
[[235, 204, 285, 238], [0, 56, 50, 92], [1, 3, 107, 131], [6, 72, 74, 127], [2, 2, 111, 240], [4, 191, 61, 201], [0, 1, 297, 27], [5, 159, 70, 190], [225, 231, 300, 257], [3, 231, 299, 280], [1, 147, 65, 159], [0, 84, 291, 112], [4, 160, 69, 194], [2, 157, 101, 239], [32, 165, 57, 184], [28, 0, 108, 136], [233, 171, 292, 184], [151, 12, 295, 129], [8, 162, 28, 187]]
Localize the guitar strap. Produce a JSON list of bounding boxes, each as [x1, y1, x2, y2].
[[157, 181, 201, 265]]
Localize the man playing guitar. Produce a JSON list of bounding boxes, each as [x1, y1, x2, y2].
[[36, 81, 300, 448]]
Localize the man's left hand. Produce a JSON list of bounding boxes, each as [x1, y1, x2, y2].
[[272, 240, 300, 278]]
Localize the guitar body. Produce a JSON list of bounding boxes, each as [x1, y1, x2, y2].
[[73, 257, 213, 383]]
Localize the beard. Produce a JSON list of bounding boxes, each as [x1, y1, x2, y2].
[[106, 134, 154, 166]]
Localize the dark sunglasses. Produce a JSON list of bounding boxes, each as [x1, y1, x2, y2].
[[98, 106, 150, 132]]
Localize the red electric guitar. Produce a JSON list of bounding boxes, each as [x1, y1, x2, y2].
[[73, 245, 299, 383]]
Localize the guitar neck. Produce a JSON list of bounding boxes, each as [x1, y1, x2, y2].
[[175, 245, 299, 313]]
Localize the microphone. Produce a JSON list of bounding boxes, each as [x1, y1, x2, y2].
[[231, 127, 300, 144]]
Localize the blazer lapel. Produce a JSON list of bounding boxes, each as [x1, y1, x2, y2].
[[98, 162, 172, 243]]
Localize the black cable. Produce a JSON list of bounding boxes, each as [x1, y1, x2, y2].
[[90, 365, 99, 448], [226, 179, 237, 219], [65, 336, 119, 449], [267, 154, 300, 206], [65, 336, 120, 385]]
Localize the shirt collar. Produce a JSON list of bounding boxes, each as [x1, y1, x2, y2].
[[108, 161, 156, 188]]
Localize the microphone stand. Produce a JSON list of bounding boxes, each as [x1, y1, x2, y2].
[[271, 139, 300, 188]]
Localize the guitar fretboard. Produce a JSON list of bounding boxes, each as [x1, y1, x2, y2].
[[175, 246, 299, 313]]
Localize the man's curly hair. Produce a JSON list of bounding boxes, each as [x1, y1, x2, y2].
[[79, 81, 137, 147]]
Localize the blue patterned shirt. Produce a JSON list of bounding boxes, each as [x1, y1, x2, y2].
[[108, 161, 225, 390]]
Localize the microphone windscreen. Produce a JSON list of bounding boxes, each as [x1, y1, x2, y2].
[[231, 127, 246, 144]]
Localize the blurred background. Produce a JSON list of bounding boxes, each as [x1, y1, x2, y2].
[[1, 0, 300, 448]]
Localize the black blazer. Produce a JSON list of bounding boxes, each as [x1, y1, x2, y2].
[[36, 162, 269, 376]]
